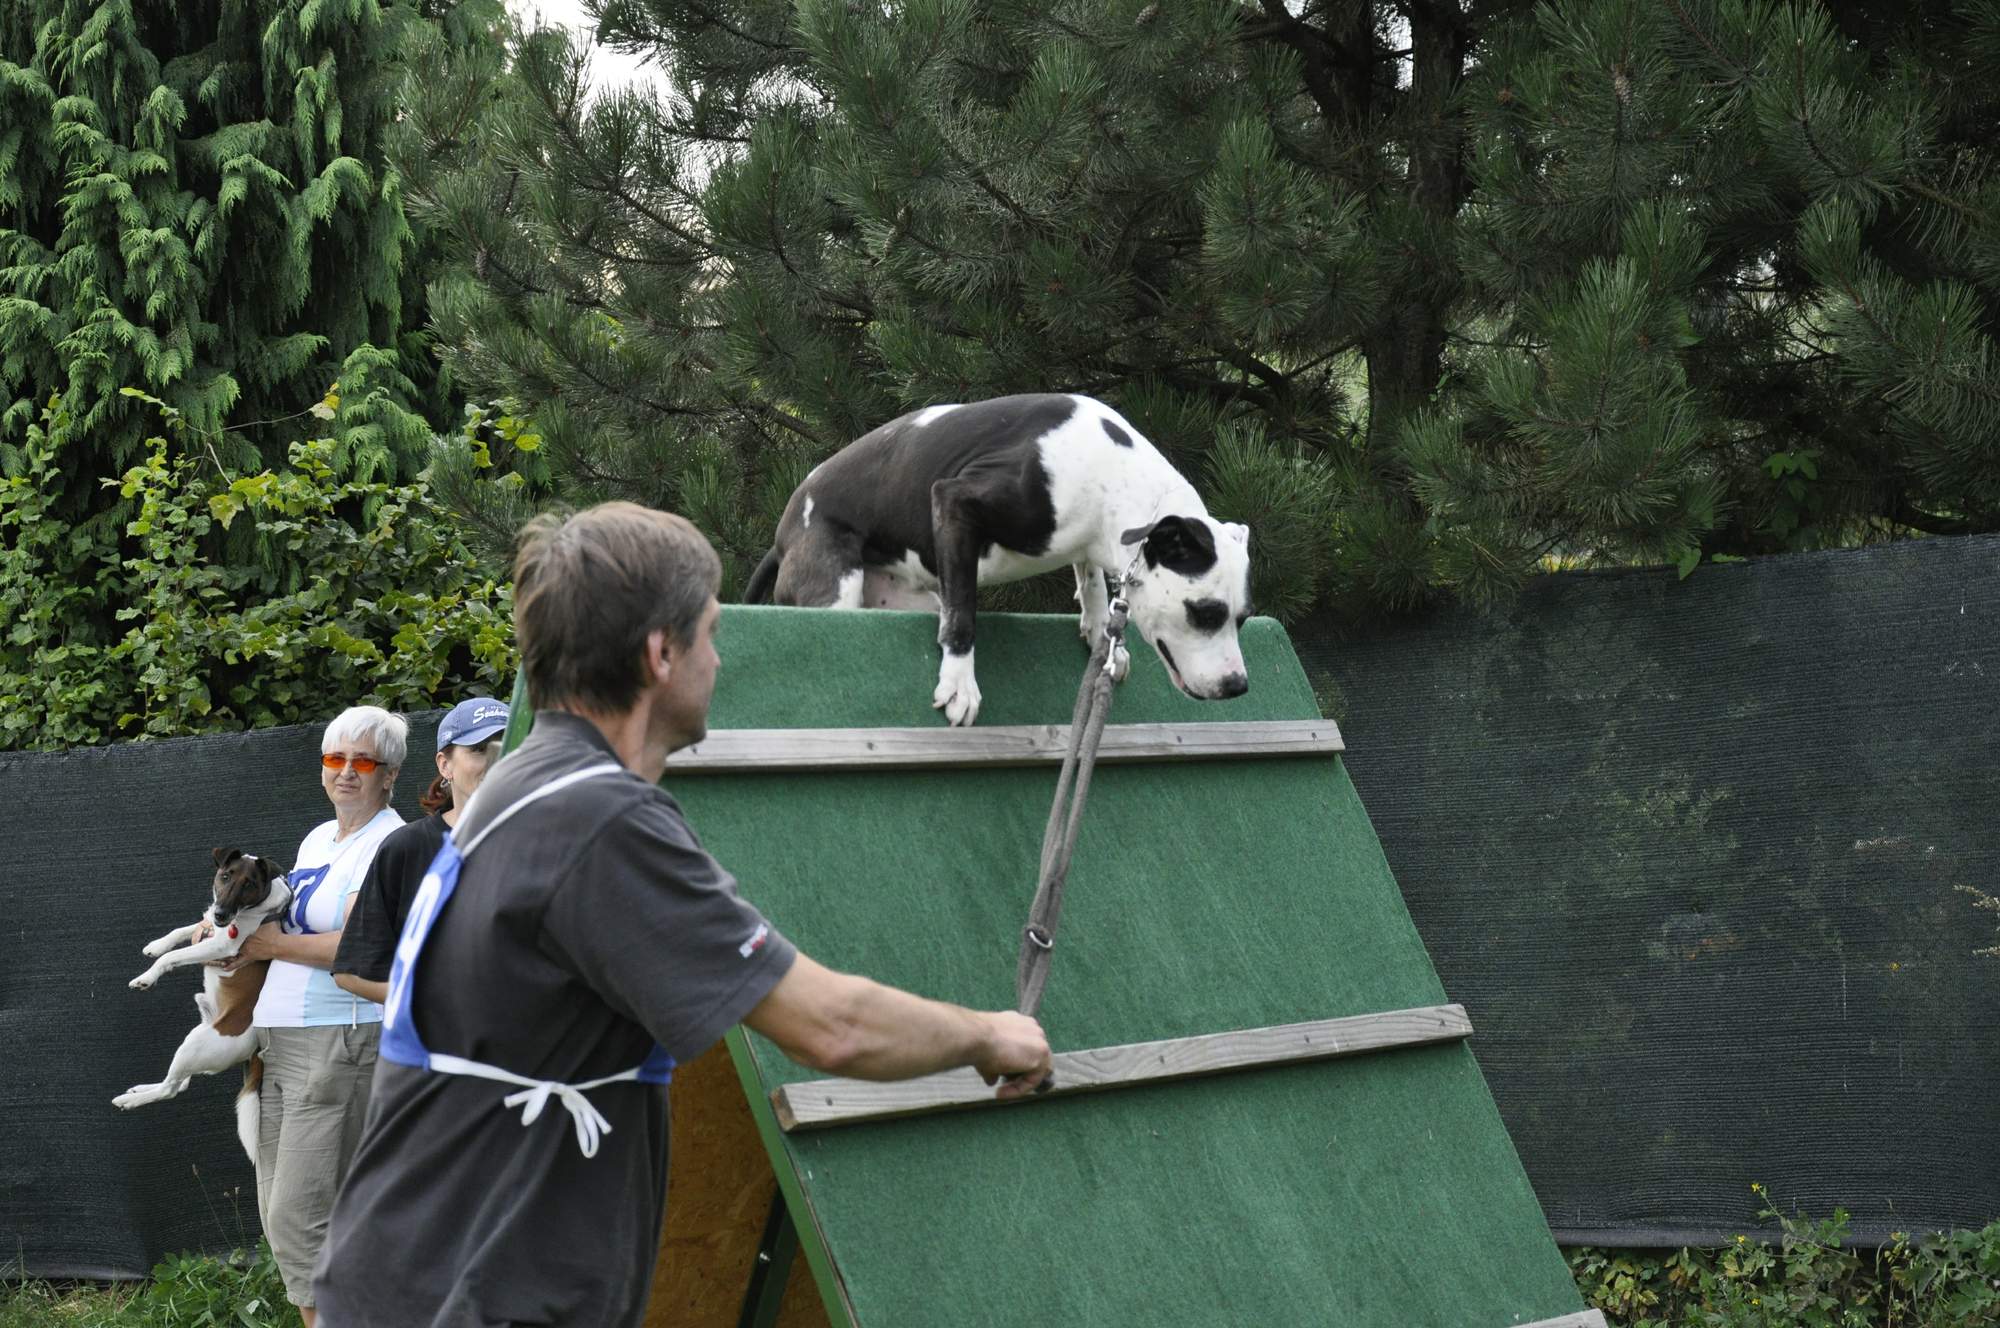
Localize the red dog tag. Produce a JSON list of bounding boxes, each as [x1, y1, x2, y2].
[[228, 925, 239, 940]]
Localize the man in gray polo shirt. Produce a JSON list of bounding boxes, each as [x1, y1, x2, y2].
[[313, 503, 1051, 1327]]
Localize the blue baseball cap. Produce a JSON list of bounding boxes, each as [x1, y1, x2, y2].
[[437, 698, 511, 752]]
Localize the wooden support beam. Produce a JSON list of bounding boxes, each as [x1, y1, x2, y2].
[[665, 718, 1343, 774], [771, 1003, 1470, 1132]]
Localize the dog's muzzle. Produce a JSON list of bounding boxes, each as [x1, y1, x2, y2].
[[1154, 641, 1246, 700]]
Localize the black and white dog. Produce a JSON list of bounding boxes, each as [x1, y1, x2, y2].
[[743, 394, 1254, 725]]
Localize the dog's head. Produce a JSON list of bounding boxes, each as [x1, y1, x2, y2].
[[209, 848, 287, 929], [1118, 515, 1253, 701]]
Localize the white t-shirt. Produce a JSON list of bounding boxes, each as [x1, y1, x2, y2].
[[254, 808, 403, 1028]]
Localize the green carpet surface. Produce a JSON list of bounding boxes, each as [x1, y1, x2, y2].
[[671, 606, 1584, 1327]]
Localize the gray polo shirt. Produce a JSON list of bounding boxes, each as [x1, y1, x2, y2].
[[313, 711, 797, 1327]]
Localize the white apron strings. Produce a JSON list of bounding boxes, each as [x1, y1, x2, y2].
[[416, 761, 655, 1158]]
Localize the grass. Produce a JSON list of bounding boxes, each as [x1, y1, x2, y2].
[[8, 1205, 1998, 1327], [1, 1243, 289, 1327]]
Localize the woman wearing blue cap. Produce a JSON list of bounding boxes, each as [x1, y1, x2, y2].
[[332, 697, 510, 1007]]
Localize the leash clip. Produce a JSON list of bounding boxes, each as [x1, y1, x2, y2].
[[1023, 924, 1054, 952]]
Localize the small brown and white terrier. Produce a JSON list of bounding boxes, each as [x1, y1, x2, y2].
[[113, 848, 292, 1164]]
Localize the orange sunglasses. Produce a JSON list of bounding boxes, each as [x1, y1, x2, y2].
[[321, 753, 384, 773]]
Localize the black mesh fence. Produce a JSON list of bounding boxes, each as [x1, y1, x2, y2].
[[1, 713, 442, 1279], [1293, 535, 2000, 1247], [4, 537, 1997, 1275]]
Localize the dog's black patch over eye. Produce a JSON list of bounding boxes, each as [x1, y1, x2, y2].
[[1121, 515, 1217, 576], [1101, 418, 1133, 447], [1185, 598, 1229, 633]]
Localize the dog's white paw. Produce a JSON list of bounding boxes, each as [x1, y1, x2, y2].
[[141, 937, 175, 958], [932, 652, 982, 727], [128, 972, 157, 991], [933, 678, 982, 727], [113, 1086, 156, 1110]]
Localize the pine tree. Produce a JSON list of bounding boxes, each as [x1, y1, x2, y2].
[[411, 0, 2000, 613], [1421, 0, 2000, 592]]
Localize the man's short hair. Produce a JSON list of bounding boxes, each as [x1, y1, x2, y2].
[[513, 502, 722, 713]]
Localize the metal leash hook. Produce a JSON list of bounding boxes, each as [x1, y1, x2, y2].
[[1102, 589, 1131, 679], [1006, 588, 1132, 1096]]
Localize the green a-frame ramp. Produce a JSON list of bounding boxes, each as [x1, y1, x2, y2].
[[628, 607, 1600, 1327]]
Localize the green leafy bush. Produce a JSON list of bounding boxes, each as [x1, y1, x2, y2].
[[0, 391, 516, 750], [1572, 1187, 2000, 1326]]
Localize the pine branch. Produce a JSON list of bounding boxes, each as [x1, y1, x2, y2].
[[725, 391, 834, 449], [1661, 0, 1753, 88], [554, 215, 706, 271], [1818, 264, 2000, 414], [1904, 177, 1985, 224], [1891, 498, 1978, 536], [1790, 38, 1852, 188], [677, 0, 798, 57], [1605, 8, 1637, 202], [1240, 2, 1357, 130], [522, 74, 715, 258], [468, 238, 604, 311]]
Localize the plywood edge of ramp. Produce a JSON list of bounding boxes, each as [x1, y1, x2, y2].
[[728, 1026, 860, 1328], [772, 1003, 1473, 1132]]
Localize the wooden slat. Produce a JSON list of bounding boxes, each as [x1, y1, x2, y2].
[[771, 1003, 1470, 1132], [1513, 1314, 1608, 1328], [666, 718, 1343, 773]]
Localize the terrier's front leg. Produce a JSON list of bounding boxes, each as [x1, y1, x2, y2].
[[130, 931, 238, 990], [140, 921, 205, 959]]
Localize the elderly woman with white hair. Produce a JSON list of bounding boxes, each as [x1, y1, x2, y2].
[[232, 703, 406, 1325]]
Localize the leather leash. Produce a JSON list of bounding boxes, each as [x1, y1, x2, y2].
[[1009, 584, 1131, 1093]]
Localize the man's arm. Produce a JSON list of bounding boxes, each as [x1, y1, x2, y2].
[[743, 953, 1052, 1097]]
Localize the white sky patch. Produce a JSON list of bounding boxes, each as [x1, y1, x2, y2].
[[507, 0, 670, 98]]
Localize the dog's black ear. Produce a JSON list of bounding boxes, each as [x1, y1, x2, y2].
[[1119, 522, 1156, 547], [213, 847, 236, 868], [1135, 515, 1217, 576]]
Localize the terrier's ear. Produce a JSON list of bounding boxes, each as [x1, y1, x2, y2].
[[213, 847, 235, 868], [1119, 522, 1157, 546]]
